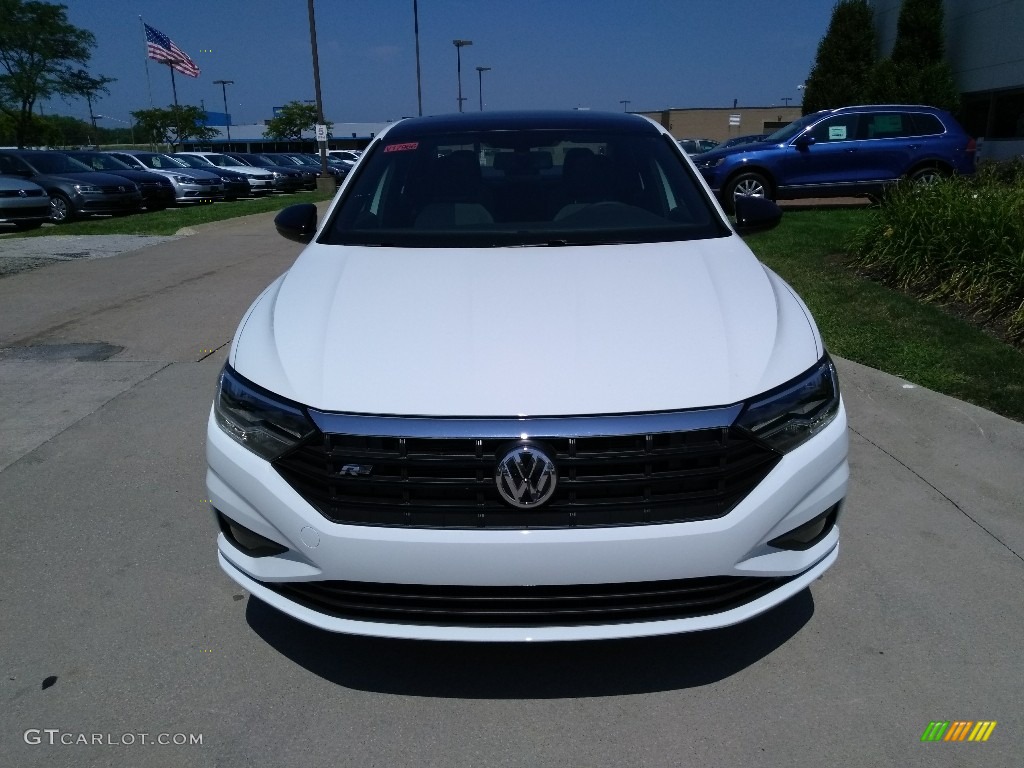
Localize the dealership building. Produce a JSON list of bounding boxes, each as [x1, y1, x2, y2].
[[872, 0, 1024, 160]]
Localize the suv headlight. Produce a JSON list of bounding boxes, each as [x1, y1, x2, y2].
[[696, 156, 725, 169], [73, 183, 102, 193], [170, 174, 199, 184], [214, 366, 316, 461], [736, 357, 840, 453]]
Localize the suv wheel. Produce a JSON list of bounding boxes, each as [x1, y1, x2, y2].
[[50, 192, 75, 223], [724, 171, 771, 213], [908, 166, 945, 186]]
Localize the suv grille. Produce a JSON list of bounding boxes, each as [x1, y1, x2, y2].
[[263, 575, 792, 627], [273, 417, 779, 529]]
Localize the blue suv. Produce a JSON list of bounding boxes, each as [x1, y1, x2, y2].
[[693, 105, 976, 211]]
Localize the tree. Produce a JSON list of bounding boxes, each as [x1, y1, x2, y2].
[[64, 68, 115, 130], [801, 0, 877, 115], [263, 100, 332, 141], [0, 0, 113, 147], [865, 0, 959, 112], [131, 105, 218, 148]]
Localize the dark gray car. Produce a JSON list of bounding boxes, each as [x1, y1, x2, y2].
[[62, 151, 175, 211], [0, 150, 143, 223]]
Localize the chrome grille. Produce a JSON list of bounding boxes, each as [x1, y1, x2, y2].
[[273, 412, 780, 529]]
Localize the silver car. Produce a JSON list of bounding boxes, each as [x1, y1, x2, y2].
[[0, 175, 50, 230], [105, 151, 225, 204]]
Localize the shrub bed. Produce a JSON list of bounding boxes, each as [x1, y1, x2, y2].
[[849, 163, 1024, 345]]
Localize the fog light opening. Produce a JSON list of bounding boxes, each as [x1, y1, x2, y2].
[[215, 510, 288, 557], [769, 504, 840, 551]]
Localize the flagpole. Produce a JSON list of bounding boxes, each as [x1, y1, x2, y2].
[[140, 16, 153, 107], [169, 64, 180, 150], [170, 64, 178, 107]]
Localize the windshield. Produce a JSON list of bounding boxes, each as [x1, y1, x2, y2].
[[204, 154, 235, 166], [321, 129, 728, 248], [66, 153, 130, 171], [23, 153, 93, 174], [134, 153, 187, 169], [764, 112, 824, 143], [173, 155, 206, 168]]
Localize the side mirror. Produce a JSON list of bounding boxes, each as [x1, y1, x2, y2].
[[733, 195, 782, 235], [794, 134, 816, 149], [274, 203, 318, 243]]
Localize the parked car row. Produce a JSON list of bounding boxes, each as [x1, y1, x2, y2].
[[0, 147, 335, 226]]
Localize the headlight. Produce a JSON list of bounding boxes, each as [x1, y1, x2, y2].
[[736, 357, 840, 453], [171, 174, 199, 183], [73, 184, 102, 193], [696, 157, 725, 169], [214, 366, 316, 461]]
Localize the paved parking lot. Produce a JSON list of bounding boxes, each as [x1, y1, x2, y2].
[[0, 213, 1021, 767]]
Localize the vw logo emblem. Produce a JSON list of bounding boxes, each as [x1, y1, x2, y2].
[[18, 189, 27, 197], [495, 444, 557, 509], [118, 186, 125, 192]]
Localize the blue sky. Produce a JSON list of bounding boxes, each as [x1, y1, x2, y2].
[[53, 0, 834, 126]]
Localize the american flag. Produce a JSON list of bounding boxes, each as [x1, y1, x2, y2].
[[144, 23, 200, 78]]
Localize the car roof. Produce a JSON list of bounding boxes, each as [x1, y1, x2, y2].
[[829, 104, 945, 114], [383, 110, 660, 140]]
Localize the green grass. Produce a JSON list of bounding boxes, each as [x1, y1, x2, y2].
[[3, 190, 335, 238], [747, 209, 1024, 422]]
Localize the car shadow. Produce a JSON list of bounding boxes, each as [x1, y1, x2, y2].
[[245, 588, 814, 698]]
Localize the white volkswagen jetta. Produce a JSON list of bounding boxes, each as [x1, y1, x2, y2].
[[207, 111, 848, 642]]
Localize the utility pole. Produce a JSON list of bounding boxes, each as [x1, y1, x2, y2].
[[307, 0, 331, 191], [620, 100, 630, 112], [413, 0, 423, 116]]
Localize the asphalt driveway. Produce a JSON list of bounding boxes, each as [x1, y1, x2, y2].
[[0, 216, 1020, 767]]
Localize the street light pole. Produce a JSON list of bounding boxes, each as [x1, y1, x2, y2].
[[620, 99, 630, 112], [453, 39, 473, 112], [475, 66, 491, 111], [213, 80, 234, 143]]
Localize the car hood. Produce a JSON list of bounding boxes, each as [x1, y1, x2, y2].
[[32, 170, 141, 187], [77, 168, 168, 185], [231, 237, 822, 416], [696, 141, 784, 164]]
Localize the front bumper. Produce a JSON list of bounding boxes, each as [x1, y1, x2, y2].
[[207, 402, 849, 641], [0, 203, 50, 222], [74, 192, 143, 215], [176, 183, 224, 202]]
